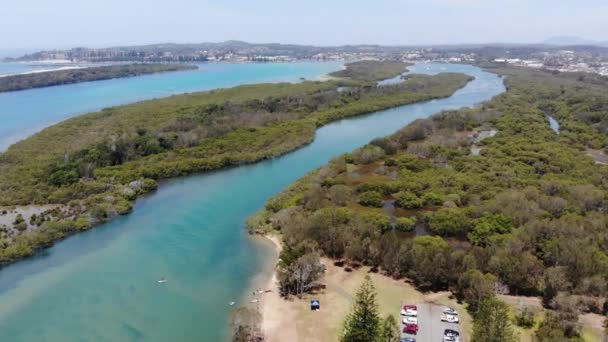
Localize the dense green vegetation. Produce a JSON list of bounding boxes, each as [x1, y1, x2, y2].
[[330, 60, 408, 81], [252, 66, 608, 340], [0, 66, 472, 265], [0, 63, 197, 92]]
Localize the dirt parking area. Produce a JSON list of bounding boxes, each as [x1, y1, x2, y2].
[[401, 302, 462, 342]]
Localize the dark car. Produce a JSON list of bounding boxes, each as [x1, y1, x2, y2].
[[444, 329, 459, 337], [403, 323, 419, 334]]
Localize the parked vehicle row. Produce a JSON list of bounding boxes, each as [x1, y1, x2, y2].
[[401, 304, 419, 337], [399, 304, 459, 341]]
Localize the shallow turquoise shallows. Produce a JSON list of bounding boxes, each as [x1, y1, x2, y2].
[[0, 62, 342, 150], [0, 64, 505, 341]]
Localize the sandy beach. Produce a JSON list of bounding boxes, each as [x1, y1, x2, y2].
[[259, 235, 300, 341], [0, 65, 88, 78]]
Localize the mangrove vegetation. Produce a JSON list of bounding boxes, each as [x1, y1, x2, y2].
[[0, 63, 472, 265], [329, 60, 408, 81], [251, 65, 608, 340], [0, 63, 197, 92]]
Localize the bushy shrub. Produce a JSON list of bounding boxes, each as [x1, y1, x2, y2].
[[514, 307, 536, 328], [395, 217, 416, 232], [422, 192, 444, 206], [353, 145, 386, 164], [358, 191, 384, 208], [395, 192, 424, 209], [428, 207, 471, 236]]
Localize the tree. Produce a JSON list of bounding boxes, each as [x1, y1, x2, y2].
[[536, 307, 582, 341], [457, 269, 496, 312], [276, 241, 325, 297], [342, 276, 381, 342], [380, 314, 400, 342], [406, 236, 452, 290], [542, 267, 571, 307], [467, 213, 512, 246], [13, 214, 27, 231], [472, 297, 516, 342], [428, 207, 471, 236]]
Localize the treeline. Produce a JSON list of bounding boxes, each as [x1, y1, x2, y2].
[[0, 71, 472, 265], [330, 60, 408, 81], [0, 63, 197, 92], [252, 66, 608, 340]]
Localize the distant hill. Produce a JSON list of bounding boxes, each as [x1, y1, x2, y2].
[[542, 36, 608, 47]]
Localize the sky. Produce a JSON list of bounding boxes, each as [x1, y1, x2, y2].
[[1, 0, 607, 50]]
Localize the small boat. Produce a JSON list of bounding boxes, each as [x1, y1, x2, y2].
[[250, 299, 259, 303], [229, 302, 235, 306], [158, 277, 168, 283]]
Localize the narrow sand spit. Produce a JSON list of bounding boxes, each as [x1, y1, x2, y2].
[[260, 235, 299, 341]]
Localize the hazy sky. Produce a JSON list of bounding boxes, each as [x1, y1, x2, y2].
[[1, 0, 607, 49]]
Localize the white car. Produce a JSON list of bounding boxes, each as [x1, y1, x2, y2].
[[441, 314, 459, 323], [400, 305, 418, 316], [402, 316, 418, 324], [443, 307, 458, 315]]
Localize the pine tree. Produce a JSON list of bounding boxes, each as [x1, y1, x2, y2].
[[380, 314, 400, 342], [472, 297, 517, 342], [341, 275, 381, 342]]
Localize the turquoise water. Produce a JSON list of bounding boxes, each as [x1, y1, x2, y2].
[[0, 64, 505, 341], [547, 114, 560, 133], [0, 62, 342, 150]]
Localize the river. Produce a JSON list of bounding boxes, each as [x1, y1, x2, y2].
[[0, 61, 342, 150], [0, 63, 505, 341]]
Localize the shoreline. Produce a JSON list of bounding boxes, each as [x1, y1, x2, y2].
[[256, 234, 299, 342], [0, 66, 88, 78], [242, 233, 300, 341]]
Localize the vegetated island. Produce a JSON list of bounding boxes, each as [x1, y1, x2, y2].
[[0, 61, 473, 265], [247, 65, 608, 341], [329, 60, 408, 81], [0, 63, 198, 92]]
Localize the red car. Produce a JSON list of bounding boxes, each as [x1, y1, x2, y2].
[[403, 323, 419, 334], [401, 304, 418, 316]]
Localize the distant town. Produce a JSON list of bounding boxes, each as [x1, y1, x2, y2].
[[6, 40, 608, 76]]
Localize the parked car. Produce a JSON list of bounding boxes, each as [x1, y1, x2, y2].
[[403, 323, 419, 334], [443, 329, 460, 342], [441, 314, 459, 323], [443, 307, 458, 315], [402, 316, 418, 324], [400, 338, 416, 342], [401, 304, 418, 316], [444, 329, 459, 339]]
